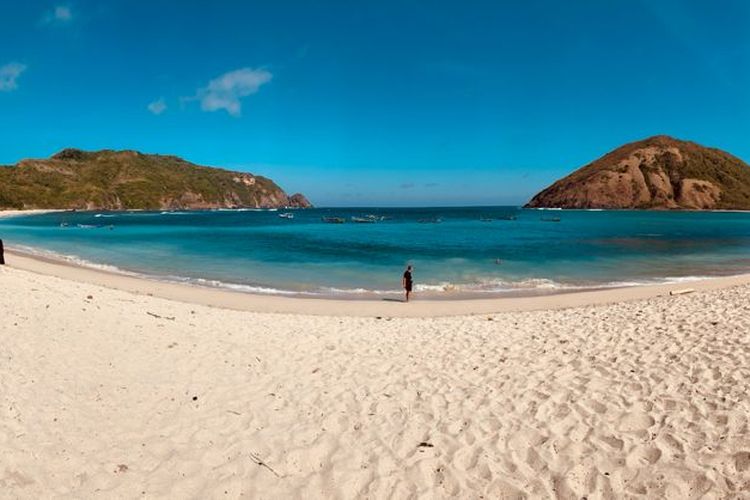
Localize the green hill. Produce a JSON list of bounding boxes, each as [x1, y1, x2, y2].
[[0, 148, 311, 210], [526, 136, 750, 210]]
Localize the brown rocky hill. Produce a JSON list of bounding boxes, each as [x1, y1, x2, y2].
[[0, 148, 311, 210], [525, 136, 750, 210]]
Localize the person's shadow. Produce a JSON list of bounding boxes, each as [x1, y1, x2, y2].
[[382, 298, 406, 303]]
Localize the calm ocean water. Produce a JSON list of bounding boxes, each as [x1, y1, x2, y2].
[[2, 207, 750, 298]]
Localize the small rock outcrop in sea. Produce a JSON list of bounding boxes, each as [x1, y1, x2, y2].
[[0, 148, 312, 210], [525, 135, 750, 210]]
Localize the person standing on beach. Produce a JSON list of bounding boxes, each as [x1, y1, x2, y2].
[[402, 265, 413, 302]]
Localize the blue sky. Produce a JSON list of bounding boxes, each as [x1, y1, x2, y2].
[[1, 1, 748, 206]]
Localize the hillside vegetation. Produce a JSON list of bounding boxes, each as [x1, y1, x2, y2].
[[0, 148, 311, 210]]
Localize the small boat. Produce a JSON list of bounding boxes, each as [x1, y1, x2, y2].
[[352, 216, 376, 223], [417, 217, 442, 224], [365, 214, 385, 221], [278, 212, 294, 219], [60, 222, 70, 227], [322, 216, 346, 224], [540, 217, 561, 222]]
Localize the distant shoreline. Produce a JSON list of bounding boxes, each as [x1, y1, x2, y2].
[[0, 209, 64, 219], [4, 206, 750, 215]]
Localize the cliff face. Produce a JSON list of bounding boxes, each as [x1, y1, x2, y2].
[[526, 136, 750, 210], [0, 149, 312, 210]]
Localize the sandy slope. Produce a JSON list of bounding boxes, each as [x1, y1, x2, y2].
[[1, 265, 749, 498]]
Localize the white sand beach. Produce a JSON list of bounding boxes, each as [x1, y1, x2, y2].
[[0, 209, 63, 219], [1, 255, 749, 498]]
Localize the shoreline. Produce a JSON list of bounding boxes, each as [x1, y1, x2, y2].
[[7, 241, 712, 302], [0, 208, 65, 219], [6, 247, 750, 317]]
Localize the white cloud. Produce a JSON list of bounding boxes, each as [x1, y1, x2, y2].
[[147, 98, 167, 115], [0, 62, 27, 92], [195, 67, 272, 117], [41, 5, 73, 25]]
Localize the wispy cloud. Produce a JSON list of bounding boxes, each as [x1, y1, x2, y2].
[[0, 62, 27, 92], [193, 67, 272, 117], [147, 98, 167, 115], [400, 183, 416, 189], [42, 5, 73, 25]]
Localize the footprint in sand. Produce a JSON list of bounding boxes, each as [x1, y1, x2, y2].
[[617, 412, 655, 432], [626, 445, 662, 467]]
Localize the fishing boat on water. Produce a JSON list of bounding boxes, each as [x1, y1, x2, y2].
[[322, 216, 346, 224], [278, 212, 294, 219], [352, 216, 377, 223]]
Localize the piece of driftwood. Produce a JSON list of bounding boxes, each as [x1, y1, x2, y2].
[[669, 288, 696, 296], [249, 452, 281, 478], [146, 311, 175, 320]]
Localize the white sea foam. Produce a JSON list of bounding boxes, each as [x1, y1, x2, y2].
[[9, 245, 137, 275], [168, 277, 299, 295], [2, 244, 733, 298]]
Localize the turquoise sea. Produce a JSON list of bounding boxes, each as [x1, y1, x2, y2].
[[2, 207, 750, 298]]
